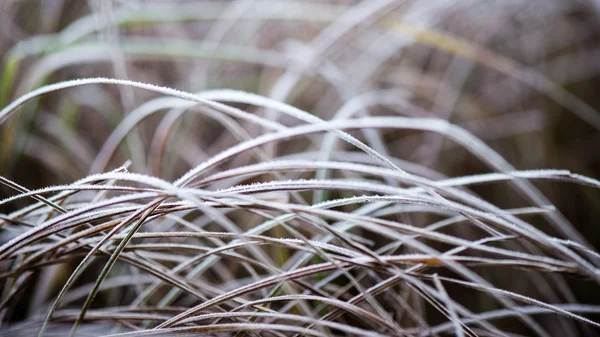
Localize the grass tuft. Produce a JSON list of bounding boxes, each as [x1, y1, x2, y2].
[[1, 1, 600, 336]]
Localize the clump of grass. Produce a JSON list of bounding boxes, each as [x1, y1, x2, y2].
[[1, 1, 600, 337]]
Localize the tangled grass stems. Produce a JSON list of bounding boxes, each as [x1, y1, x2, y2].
[[2, 1, 600, 336]]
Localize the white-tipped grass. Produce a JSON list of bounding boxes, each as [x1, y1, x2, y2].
[[2, 1, 600, 337], [1, 79, 600, 335]]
